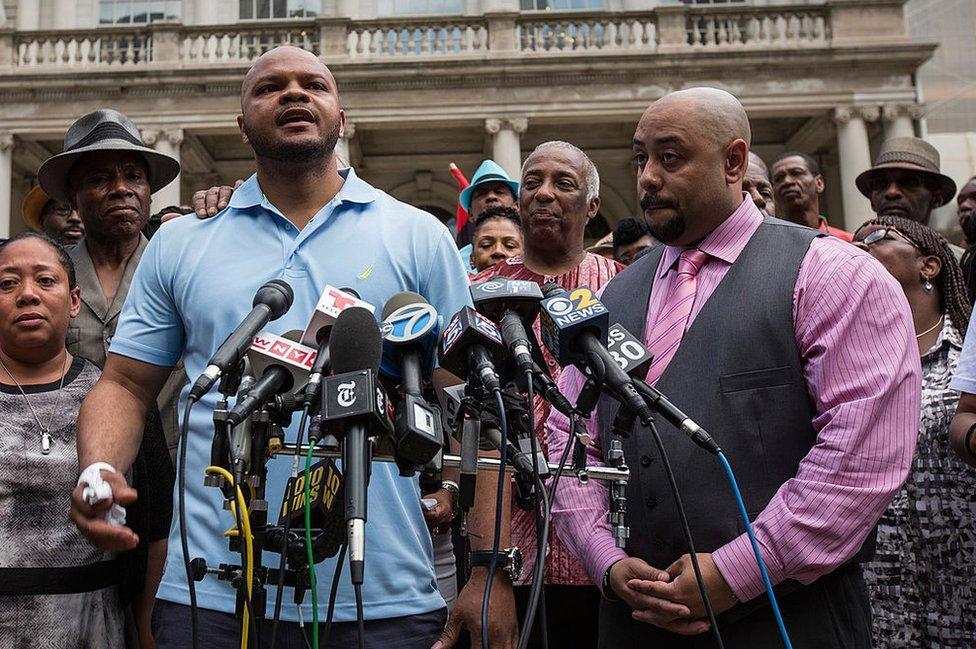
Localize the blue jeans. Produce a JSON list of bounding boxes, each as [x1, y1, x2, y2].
[[152, 599, 448, 649]]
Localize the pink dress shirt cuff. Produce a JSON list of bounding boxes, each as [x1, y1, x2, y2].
[[711, 532, 786, 603], [587, 537, 629, 596]]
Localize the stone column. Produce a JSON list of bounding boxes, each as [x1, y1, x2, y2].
[[52, 0, 77, 30], [0, 132, 12, 239], [335, 121, 356, 168], [142, 128, 183, 209], [485, 117, 527, 179], [832, 106, 877, 230], [17, 0, 40, 30], [881, 103, 921, 141], [194, 0, 219, 24]]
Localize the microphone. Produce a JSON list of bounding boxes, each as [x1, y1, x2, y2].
[[225, 330, 314, 427], [273, 456, 346, 564], [438, 306, 507, 392], [301, 285, 375, 347], [380, 292, 443, 468], [539, 284, 652, 424], [320, 307, 390, 585], [190, 279, 294, 400], [303, 286, 373, 410], [470, 277, 544, 374]]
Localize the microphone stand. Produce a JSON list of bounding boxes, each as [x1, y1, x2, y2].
[[196, 389, 327, 649]]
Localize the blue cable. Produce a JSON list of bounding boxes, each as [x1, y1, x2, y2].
[[716, 451, 793, 649]]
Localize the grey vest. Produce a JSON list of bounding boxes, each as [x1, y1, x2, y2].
[[597, 218, 821, 568]]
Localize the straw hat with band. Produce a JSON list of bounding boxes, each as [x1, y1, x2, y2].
[[585, 232, 614, 255], [37, 109, 180, 203], [855, 136, 957, 208], [21, 185, 57, 233]]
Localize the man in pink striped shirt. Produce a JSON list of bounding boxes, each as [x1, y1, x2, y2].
[[546, 88, 921, 648]]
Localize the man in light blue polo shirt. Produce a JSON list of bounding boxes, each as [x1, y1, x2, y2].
[[70, 46, 518, 648]]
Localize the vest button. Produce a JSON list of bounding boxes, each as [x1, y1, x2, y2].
[[654, 537, 666, 550], [645, 497, 658, 509], [640, 455, 652, 467]]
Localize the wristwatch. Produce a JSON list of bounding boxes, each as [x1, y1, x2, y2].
[[469, 547, 523, 582], [602, 561, 622, 602]]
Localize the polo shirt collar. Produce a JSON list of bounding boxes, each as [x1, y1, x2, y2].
[[228, 167, 378, 210], [658, 194, 763, 278]]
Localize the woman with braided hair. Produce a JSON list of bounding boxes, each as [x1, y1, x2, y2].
[[853, 215, 976, 648]]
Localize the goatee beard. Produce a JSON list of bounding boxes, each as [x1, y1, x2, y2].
[[244, 120, 342, 164]]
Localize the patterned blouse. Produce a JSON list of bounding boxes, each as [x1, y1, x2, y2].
[[863, 316, 976, 647], [0, 358, 125, 649], [472, 253, 623, 586]]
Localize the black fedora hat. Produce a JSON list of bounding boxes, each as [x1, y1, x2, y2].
[[38, 109, 180, 203]]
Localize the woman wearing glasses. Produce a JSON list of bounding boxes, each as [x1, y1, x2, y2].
[[0, 232, 172, 648], [853, 216, 976, 648]]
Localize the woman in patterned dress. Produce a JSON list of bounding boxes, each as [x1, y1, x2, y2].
[[0, 232, 172, 648], [854, 216, 976, 647]]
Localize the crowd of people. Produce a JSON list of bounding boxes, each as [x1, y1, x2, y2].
[[2, 43, 976, 649]]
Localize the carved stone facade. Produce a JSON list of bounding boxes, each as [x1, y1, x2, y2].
[[0, 0, 937, 238]]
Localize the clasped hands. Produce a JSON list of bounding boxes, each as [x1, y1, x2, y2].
[[607, 554, 739, 636]]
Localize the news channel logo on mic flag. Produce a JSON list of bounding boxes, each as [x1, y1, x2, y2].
[[381, 301, 438, 343]]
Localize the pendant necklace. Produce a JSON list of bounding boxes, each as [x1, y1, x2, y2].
[[0, 351, 69, 455]]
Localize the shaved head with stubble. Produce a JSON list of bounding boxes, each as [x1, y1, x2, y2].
[[632, 87, 751, 246], [237, 45, 345, 166]]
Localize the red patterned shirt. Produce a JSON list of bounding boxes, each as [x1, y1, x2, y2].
[[472, 252, 623, 586]]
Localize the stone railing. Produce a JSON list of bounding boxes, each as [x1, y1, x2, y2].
[[347, 16, 488, 60], [180, 22, 319, 64], [2, 2, 912, 71], [15, 27, 152, 67], [680, 5, 830, 50], [516, 12, 656, 53]]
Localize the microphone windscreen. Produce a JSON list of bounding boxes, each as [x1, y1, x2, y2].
[[331, 307, 383, 374], [381, 291, 429, 320], [282, 330, 304, 342]]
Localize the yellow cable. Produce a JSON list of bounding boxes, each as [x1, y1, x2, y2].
[[206, 466, 254, 649]]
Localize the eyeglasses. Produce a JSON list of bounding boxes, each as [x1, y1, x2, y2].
[[857, 227, 916, 248]]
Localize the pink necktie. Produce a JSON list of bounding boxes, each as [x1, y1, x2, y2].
[[644, 248, 709, 386]]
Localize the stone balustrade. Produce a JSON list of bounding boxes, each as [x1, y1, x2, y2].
[[5, 2, 895, 71], [517, 12, 656, 53], [180, 22, 319, 64], [347, 16, 488, 59], [683, 5, 829, 50], [15, 27, 152, 67]]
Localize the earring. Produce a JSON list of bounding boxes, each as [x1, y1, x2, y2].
[[922, 275, 934, 294]]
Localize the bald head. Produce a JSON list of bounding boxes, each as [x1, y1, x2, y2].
[[645, 87, 751, 149], [241, 46, 335, 102], [633, 87, 752, 246]]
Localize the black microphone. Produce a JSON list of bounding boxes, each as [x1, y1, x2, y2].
[[190, 279, 294, 400], [274, 456, 345, 565], [321, 307, 389, 585], [539, 283, 652, 424], [225, 330, 313, 427], [438, 306, 507, 392], [380, 292, 443, 468], [470, 277, 544, 374], [303, 287, 371, 410]]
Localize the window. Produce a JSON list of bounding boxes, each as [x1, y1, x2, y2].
[[376, 0, 464, 15], [239, 0, 322, 19], [100, 0, 181, 24], [520, 0, 605, 10]]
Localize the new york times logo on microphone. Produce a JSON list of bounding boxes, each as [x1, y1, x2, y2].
[[338, 381, 357, 407]]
